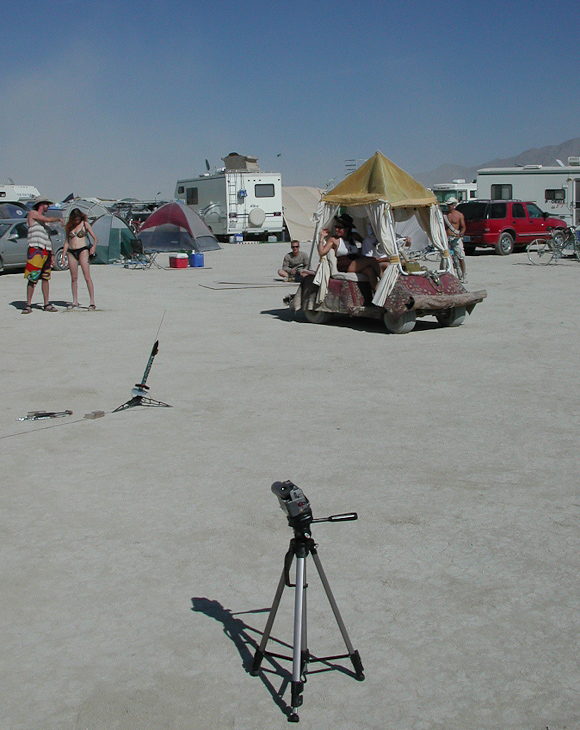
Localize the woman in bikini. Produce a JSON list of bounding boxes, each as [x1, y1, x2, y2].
[[63, 208, 97, 310], [318, 214, 381, 292]]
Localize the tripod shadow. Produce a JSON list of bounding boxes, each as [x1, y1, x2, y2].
[[191, 593, 362, 718], [190, 597, 294, 718]]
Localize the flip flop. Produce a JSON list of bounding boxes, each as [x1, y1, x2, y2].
[[88, 304, 96, 311], [43, 304, 58, 312], [66, 303, 80, 310], [21, 306, 32, 315]]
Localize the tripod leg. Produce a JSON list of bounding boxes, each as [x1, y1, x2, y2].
[[251, 568, 287, 675], [289, 554, 306, 722], [311, 549, 365, 680]]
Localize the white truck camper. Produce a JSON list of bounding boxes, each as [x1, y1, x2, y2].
[[175, 153, 283, 241], [432, 179, 477, 204], [0, 184, 40, 203], [477, 158, 580, 226]]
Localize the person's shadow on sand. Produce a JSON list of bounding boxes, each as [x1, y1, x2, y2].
[[10, 299, 70, 312]]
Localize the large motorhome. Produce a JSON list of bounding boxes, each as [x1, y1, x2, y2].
[[477, 157, 580, 226], [432, 179, 477, 204], [0, 184, 40, 203], [175, 153, 283, 240]]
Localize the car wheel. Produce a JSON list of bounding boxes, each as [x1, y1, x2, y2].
[[0, 255, 4, 273], [304, 309, 332, 324], [383, 309, 416, 334], [495, 232, 514, 256], [436, 306, 467, 327], [53, 248, 69, 271], [464, 244, 475, 255]]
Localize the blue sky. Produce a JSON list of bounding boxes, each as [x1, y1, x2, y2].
[[1, 0, 579, 200]]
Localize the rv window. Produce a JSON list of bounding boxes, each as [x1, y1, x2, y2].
[[545, 188, 565, 202], [491, 184, 512, 200], [488, 203, 507, 219], [186, 187, 198, 205], [469, 190, 476, 199], [512, 203, 526, 218], [526, 203, 544, 219], [177, 186, 184, 194], [255, 184, 275, 198]]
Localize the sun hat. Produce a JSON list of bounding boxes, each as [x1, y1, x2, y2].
[[446, 197, 458, 206], [32, 195, 54, 209], [334, 213, 353, 228]]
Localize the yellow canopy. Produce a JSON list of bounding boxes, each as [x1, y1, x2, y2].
[[322, 151, 437, 208]]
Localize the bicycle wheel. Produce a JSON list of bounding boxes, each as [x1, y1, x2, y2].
[[424, 249, 442, 262], [527, 239, 554, 265]]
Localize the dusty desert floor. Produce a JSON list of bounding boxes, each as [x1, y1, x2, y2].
[[1, 243, 579, 729]]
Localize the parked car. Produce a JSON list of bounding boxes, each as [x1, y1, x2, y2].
[[456, 200, 567, 255], [0, 219, 68, 272]]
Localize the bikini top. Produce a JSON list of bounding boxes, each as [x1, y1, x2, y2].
[[71, 225, 87, 238]]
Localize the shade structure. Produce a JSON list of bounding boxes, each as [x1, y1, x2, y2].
[[282, 186, 324, 242], [138, 202, 221, 253], [322, 151, 437, 208], [90, 214, 137, 264]]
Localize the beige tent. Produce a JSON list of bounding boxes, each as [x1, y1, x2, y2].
[[312, 151, 451, 306], [282, 186, 323, 242]]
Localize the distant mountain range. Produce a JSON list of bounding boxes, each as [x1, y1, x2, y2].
[[414, 137, 580, 188]]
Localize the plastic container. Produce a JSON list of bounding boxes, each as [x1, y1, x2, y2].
[[169, 254, 189, 269], [234, 233, 243, 244], [189, 252, 204, 267]]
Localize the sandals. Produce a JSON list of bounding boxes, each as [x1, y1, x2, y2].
[[88, 304, 96, 311], [43, 304, 58, 312], [21, 306, 32, 315], [66, 303, 80, 311]]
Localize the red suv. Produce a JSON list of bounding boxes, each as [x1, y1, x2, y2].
[[456, 200, 567, 255]]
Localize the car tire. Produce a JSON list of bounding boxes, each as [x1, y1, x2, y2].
[[383, 309, 416, 334], [464, 244, 475, 255], [0, 255, 4, 273], [495, 232, 514, 256], [436, 306, 467, 327], [553, 229, 565, 248], [304, 309, 332, 324], [53, 248, 69, 271]]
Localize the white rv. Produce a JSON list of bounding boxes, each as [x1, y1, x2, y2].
[[175, 153, 283, 240], [477, 157, 580, 225], [432, 179, 477, 204], [0, 184, 40, 203]]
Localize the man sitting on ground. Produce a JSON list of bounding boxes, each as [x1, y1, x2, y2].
[[278, 240, 312, 281]]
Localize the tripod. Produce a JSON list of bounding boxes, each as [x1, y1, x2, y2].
[[251, 518, 364, 722]]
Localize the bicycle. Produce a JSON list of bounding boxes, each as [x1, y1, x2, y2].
[[527, 226, 580, 266], [422, 242, 465, 282]]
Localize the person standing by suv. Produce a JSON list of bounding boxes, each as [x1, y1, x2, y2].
[[444, 197, 467, 281]]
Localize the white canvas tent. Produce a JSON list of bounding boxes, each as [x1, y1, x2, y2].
[[282, 186, 323, 242], [311, 151, 451, 306]]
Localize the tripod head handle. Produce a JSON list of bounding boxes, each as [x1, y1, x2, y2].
[[311, 512, 358, 524]]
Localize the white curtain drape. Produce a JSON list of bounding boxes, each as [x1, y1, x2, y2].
[[370, 203, 401, 307], [312, 202, 339, 302], [429, 204, 453, 273]]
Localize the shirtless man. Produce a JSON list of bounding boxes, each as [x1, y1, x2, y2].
[[444, 197, 467, 281]]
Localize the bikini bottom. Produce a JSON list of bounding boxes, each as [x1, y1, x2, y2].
[[68, 246, 89, 262]]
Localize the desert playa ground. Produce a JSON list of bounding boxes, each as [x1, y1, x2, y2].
[[1, 243, 579, 729]]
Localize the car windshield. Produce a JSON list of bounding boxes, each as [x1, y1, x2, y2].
[[456, 202, 487, 221]]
